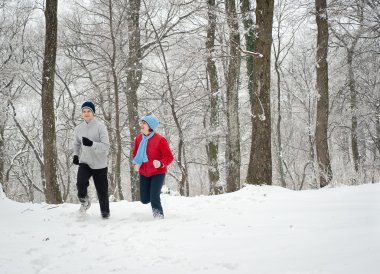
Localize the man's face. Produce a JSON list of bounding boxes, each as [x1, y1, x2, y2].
[[82, 108, 94, 122]]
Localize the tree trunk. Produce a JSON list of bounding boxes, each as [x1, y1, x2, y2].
[[241, 0, 255, 98], [126, 0, 142, 201], [206, 0, 221, 195], [225, 0, 241, 193], [41, 0, 62, 203], [246, 0, 274, 185], [177, 133, 189, 196], [272, 3, 286, 188], [348, 49, 359, 172], [108, 0, 124, 200], [0, 100, 6, 194], [100, 83, 116, 198], [0, 121, 5, 194], [346, 4, 363, 173], [376, 104, 380, 155], [315, 0, 332, 187], [62, 155, 71, 201], [275, 58, 286, 187], [308, 95, 319, 189]]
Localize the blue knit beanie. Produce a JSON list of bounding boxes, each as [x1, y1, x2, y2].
[[81, 101, 95, 114], [142, 115, 159, 131]]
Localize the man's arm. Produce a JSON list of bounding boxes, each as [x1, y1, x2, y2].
[[92, 124, 110, 155], [73, 127, 81, 156]]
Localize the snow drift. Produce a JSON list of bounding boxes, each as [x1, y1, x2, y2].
[[1, 183, 379, 274]]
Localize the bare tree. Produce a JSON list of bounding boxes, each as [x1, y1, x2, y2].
[[126, 0, 143, 201], [107, 0, 124, 200], [41, 0, 62, 203], [329, 0, 378, 175], [206, 0, 221, 195], [0, 0, 49, 200], [241, 0, 255, 112], [54, 62, 81, 202], [224, 0, 241, 192], [272, 0, 303, 188], [315, 0, 332, 187], [9, 99, 46, 197], [273, 1, 286, 188], [246, 0, 274, 185], [283, 48, 319, 190], [0, 98, 8, 194], [143, 0, 191, 196]]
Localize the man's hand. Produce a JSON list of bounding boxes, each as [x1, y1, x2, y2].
[[82, 137, 93, 147], [73, 155, 79, 165], [153, 160, 161, 168], [134, 164, 140, 172]]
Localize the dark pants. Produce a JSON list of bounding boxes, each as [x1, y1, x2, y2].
[[140, 173, 165, 217], [77, 164, 109, 214]]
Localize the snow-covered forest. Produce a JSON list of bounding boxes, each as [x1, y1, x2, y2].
[[0, 0, 379, 203]]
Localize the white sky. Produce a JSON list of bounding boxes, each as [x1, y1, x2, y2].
[[1, 183, 379, 274]]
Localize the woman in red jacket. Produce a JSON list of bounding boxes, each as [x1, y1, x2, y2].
[[132, 114, 174, 219]]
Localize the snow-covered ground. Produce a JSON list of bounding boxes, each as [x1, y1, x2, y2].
[[1, 183, 379, 274]]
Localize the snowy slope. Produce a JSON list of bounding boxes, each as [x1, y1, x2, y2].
[[1, 183, 379, 274]]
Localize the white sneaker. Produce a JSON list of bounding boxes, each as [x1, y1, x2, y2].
[[79, 196, 91, 212]]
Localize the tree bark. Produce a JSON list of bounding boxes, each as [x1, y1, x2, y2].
[[348, 49, 359, 172], [376, 104, 380, 155], [315, 0, 332, 187], [0, 117, 5, 194], [246, 0, 274, 185], [206, 0, 221, 195], [0, 98, 6, 194], [126, 0, 142, 201], [41, 0, 62, 203], [225, 0, 241, 192], [272, 1, 286, 188], [241, 0, 255, 99], [275, 52, 286, 188], [108, 0, 124, 200], [100, 81, 116, 197]]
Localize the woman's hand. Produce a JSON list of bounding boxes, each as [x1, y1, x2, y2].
[[153, 160, 161, 168], [134, 164, 140, 172]]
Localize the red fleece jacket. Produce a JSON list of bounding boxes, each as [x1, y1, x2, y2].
[[132, 133, 174, 177]]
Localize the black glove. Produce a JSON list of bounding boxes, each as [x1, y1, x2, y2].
[[82, 137, 93, 147], [73, 155, 79, 165]]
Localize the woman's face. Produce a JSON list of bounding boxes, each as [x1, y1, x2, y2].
[[140, 120, 151, 135]]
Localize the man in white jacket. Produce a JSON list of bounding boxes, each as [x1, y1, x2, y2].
[[73, 101, 110, 218]]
